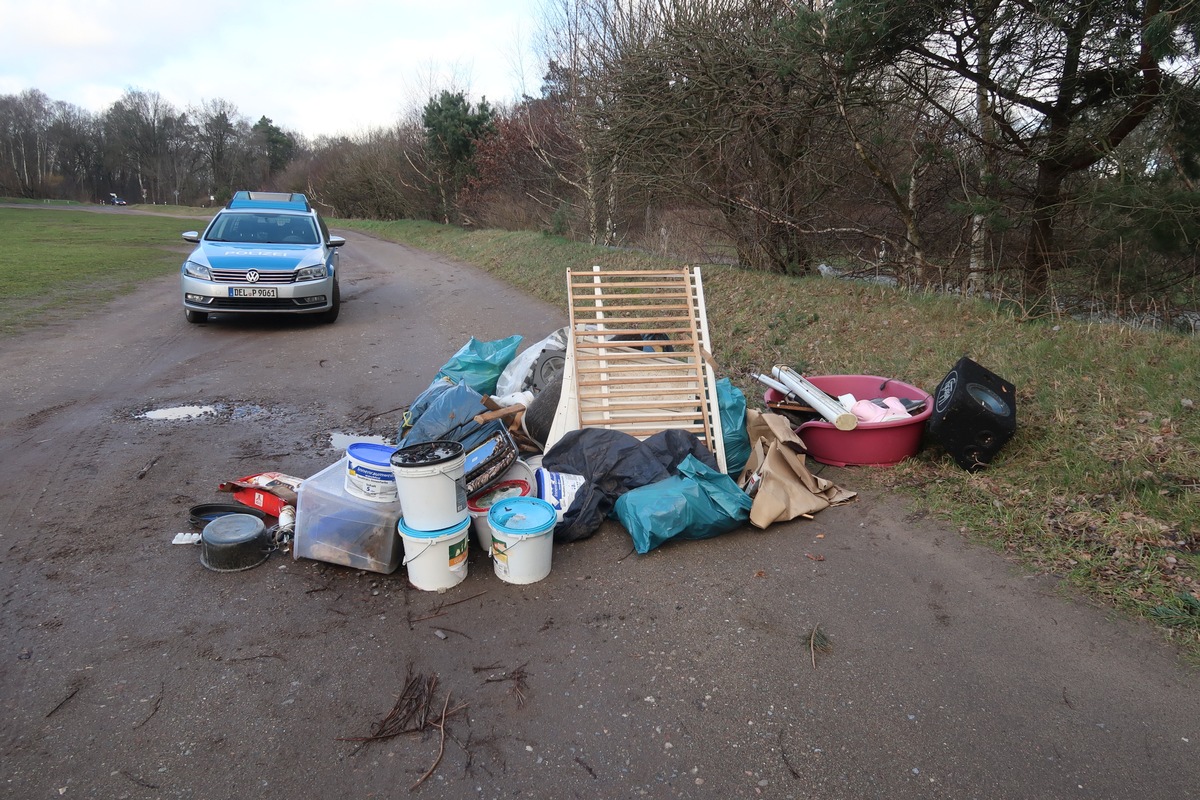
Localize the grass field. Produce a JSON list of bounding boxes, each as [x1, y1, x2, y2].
[[0, 207, 193, 334], [4, 203, 1198, 657]]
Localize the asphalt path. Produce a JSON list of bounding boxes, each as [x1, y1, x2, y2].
[[0, 216, 1196, 799]]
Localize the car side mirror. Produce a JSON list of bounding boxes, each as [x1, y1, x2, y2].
[[328, 236, 346, 248], [182, 231, 200, 243]]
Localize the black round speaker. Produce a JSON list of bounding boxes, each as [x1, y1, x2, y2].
[[928, 357, 1017, 472]]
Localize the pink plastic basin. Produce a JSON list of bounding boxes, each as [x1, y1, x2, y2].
[[765, 374, 933, 467]]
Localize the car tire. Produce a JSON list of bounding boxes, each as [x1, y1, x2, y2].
[[317, 282, 340, 324], [185, 309, 208, 324]]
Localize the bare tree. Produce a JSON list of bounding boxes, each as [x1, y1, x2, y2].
[[191, 99, 256, 200], [529, 0, 630, 245], [578, 0, 837, 272], [47, 102, 103, 199], [0, 90, 56, 196]]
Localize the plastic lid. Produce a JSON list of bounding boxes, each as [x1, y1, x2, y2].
[[347, 442, 398, 466], [487, 497, 557, 537], [202, 513, 266, 544], [188, 503, 270, 527], [390, 440, 464, 467], [467, 479, 530, 512], [397, 515, 470, 539]]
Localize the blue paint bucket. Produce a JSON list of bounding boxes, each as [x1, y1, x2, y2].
[[487, 496, 557, 584], [345, 442, 399, 502]]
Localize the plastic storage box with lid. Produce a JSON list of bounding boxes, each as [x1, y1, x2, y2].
[[294, 457, 403, 573]]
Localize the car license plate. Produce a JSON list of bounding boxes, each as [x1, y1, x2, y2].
[[230, 287, 278, 298]]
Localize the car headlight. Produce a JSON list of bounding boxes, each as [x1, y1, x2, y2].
[[183, 260, 211, 280], [296, 264, 328, 282]]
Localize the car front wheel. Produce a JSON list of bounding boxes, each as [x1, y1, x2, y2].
[[317, 283, 340, 324], [185, 308, 208, 324]]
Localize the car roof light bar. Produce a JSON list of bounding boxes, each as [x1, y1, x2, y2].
[[227, 191, 311, 212]]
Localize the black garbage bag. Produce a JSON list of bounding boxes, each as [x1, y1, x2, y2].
[[542, 428, 718, 543]]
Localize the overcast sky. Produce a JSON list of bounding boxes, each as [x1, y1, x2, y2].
[[1, 0, 545, 138]]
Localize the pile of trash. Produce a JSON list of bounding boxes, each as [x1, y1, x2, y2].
[[182, 265, 1017, 588], [180, 325, 859, 587]]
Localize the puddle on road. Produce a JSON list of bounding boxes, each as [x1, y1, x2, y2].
[[330, 432, 393, 450], [137, 403, 270, 422], [138, 405, 217, 420], [229, 404, 267, 419], [134, 409, 395, 452]]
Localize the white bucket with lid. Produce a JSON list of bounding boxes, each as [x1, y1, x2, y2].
[[534, 467, 586, 523], [488, 496, 557, 585], [390, 440, 467, 532], [398, 516, 469, 591], [467, 478, 531, 553], [345, 442, 399, 502]]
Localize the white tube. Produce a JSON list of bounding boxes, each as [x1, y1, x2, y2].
[[771, 365, 858, 431]]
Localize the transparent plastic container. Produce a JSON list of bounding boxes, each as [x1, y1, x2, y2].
[[294, 458, 403, 573]]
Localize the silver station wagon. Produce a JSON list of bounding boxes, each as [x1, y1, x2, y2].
[[180, 191, 345, 324]]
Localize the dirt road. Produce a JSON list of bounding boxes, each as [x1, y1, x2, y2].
[[1, 226, 1196, 799]]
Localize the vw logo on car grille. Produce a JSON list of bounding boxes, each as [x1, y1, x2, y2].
[[246, 270, 260, 283]]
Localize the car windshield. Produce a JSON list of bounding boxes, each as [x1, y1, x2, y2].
[[204, 212, 320, 245]]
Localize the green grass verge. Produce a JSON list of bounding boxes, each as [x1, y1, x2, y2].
[[337, 218, 1200, 658], [0, 207, 192, 335]]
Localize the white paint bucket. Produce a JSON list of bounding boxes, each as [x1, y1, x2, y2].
[[345, 442, 399, 502], [467, 479, 531, 553], [389, 440, 467, 532], [488, 497, 557, 585], [534, 468, 587, 523], [398, 516, 470, 591], [500, 457, 536, 488]]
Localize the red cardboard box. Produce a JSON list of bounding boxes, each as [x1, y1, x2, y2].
[[218, 472, 303, 518]]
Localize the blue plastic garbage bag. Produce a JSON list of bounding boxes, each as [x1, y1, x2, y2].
[[403, 377, 454, 431], [614, 454, 752, 554], [435, 335, 523, 396], [717, 377, 750, 476], [400, 379, 488, 447]]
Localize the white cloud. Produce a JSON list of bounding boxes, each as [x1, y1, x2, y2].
[[0, 0, 542, 138]]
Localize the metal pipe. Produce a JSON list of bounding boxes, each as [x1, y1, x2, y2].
[[753, 373, 800, 402]]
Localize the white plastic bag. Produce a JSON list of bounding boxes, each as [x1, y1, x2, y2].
[[494, 327, 569, 398]]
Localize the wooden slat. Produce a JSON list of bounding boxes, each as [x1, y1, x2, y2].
[[574, 347, 692, 356], [567, 315, 692, 325], [568, 304, 691, 313], [575, 384, 700, 396], [579, 405, 703, 416], [569, 289, 690, 299], [577, 392, 702, 404], [575, 367, 695, 376], [568, 327, 693, 339]]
